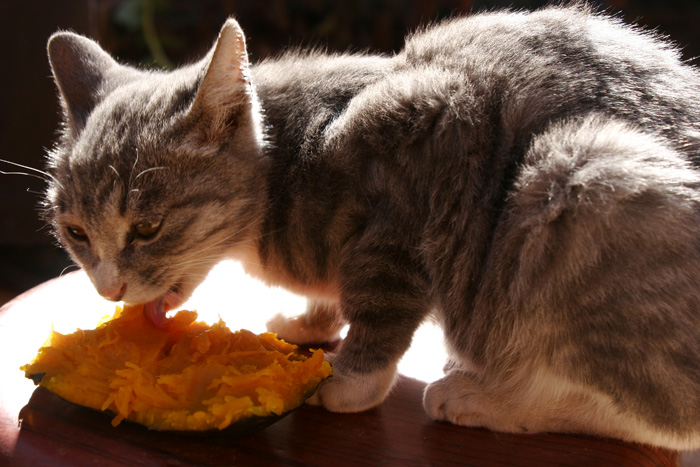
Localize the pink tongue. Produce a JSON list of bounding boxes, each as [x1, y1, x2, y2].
[[143, 297, 166, 326]]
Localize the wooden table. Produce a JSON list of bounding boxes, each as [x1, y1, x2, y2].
[[0, 261, 684, 466]]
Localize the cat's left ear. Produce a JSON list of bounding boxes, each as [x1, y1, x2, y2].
[[48, 32, 119, 136], [189, 18, 252, 121]]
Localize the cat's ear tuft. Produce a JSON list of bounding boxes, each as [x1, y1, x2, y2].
[[190, 18, 251, 118], [47, 32, 118, 136]]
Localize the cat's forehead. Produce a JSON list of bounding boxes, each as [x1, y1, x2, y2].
[[82, 90, 171, 151], [57, 142, 170, 221], [66, 82, 179, 185], [58, 179, 125, 223]]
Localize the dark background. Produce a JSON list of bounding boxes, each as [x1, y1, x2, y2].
[[1, 0, 699, 306]]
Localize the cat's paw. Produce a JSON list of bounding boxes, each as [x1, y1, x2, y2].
[[423, 371, 496, 429], [266, 313, 337, 345], [307, 363, 398, 412]]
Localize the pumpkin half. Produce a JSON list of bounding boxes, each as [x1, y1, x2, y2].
[[21, 304, 332, 432]]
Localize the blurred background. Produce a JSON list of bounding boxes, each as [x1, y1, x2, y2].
[[1, 0, 699, 306]]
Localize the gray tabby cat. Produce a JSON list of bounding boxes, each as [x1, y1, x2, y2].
[[43, 4, 700, 449]]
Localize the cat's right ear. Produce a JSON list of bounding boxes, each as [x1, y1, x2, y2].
[[47, 32, 118, 136], [187, 18, 252, 134]]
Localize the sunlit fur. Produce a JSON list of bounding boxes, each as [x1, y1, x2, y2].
[[45, 5, 700, 449]]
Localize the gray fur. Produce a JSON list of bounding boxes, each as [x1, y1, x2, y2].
[[45, 5, 700, 448]]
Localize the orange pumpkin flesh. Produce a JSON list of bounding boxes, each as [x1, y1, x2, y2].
[[21, 304, 332, 432]]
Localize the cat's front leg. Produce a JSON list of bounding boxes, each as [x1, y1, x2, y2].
[[307, 246, 430, 412], [306, 354, 399, 412]]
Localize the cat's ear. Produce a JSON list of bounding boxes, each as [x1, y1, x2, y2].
[[189, 18, 251, 120], [47, 32, 119, 136]]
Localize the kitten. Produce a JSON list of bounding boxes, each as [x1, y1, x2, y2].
[[44, 4, 700, 449]]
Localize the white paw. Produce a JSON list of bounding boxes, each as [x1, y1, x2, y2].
[[266, 313, 337, 345], [424, 372, 534, 433], [423, 372, 488, 427], [423, 374, 456, 421], [307, 363, 398, 412]]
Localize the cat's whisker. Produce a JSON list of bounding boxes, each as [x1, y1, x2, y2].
[[131, 166, 167, 184], [235, 258, 266, 270], [169, 244, 236, 268], [126, 151, 140, 192], [108, 164, 127, 191], [171, 214, 268, 265], [0, 158, 64, 190], [173, 255, 229, 269], [59, 263, 81, 277], [108, 165, 121, 179], [173, 246, 268, 274], [176, 272, 214, 280], [174, 252, 240, 271], [169, 224, 269, 272], [177, 232, 241, 257], [0, 170, 46, 182]]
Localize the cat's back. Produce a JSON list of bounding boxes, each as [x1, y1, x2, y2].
[[376, 4, 700, 158], [401, 5, 687, 79]]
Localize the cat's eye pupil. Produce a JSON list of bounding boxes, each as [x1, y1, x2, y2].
[[135, 218, 162, 238]]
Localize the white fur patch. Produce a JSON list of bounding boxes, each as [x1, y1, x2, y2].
[[307, 361, 398, 412], [423, 364, 700, 450]]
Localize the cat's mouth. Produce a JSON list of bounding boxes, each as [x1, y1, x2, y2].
[[142, 283, 184, 326]]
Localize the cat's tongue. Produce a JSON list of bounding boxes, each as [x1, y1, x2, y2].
[[142, 291, 182, 327], [143, 297, 166, 326]]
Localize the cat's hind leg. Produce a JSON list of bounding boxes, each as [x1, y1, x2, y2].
[[424, 368, 523, 432], [423, 363, 688, 447], [266, 299, 345, 345], [423, 363, 599, 435], [423, 115, 700, 449]]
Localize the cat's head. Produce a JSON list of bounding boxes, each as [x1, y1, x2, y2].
[[44, 19, 268, 315]]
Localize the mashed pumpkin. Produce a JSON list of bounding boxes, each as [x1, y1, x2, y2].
[[21, 304, 332, 431]]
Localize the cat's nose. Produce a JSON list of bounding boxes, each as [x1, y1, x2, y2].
[[99, 283, 127, 302]]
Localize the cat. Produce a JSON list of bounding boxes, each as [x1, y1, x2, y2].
[[43, 3, 700, 449]]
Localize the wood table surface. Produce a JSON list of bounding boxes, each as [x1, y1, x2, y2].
[[0, 261, 685, 466]]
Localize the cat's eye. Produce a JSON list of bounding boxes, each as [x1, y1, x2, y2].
[[67, 225, 88, 242], [134, 217, 163, 239]]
